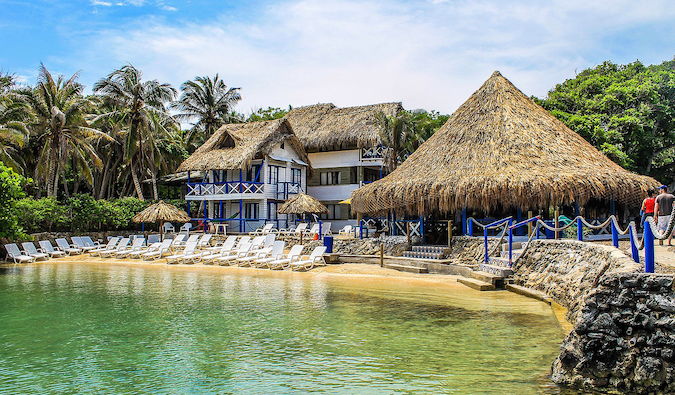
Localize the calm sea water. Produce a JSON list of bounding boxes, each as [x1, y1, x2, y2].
[[0, 262, 579, 394]]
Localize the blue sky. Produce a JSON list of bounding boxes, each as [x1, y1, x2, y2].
[[2, 0, 675, 115]]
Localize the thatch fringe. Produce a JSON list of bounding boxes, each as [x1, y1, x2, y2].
[[177, 119, 309, 172], [278, 193, 329, 214], [285, 102, 402, 151], [351, 71, 660, 215], [133, 200, 190, 223]]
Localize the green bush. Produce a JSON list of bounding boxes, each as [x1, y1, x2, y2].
[[0, 162, 28, 239], [15, 197, 68, 233]]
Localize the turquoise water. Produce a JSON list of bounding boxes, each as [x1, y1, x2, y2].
[[0, 262, 576, 394]]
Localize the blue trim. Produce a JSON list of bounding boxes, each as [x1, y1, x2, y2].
[[645, 224, 654, 272]]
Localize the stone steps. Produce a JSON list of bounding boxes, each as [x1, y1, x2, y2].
[[384, 263, 429, 273], [488, 257, 511, 267], [457, 277, 495, 291], [478, 263, 514, 277], [499, 249, 524, 260], [401, 245, 447, 260]]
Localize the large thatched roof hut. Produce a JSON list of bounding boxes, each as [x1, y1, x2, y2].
[[177, 118, 309, 172], [351, 71, 659, 215], [285, 102, 402, 151]]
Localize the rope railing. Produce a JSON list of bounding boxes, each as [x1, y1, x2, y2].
[[467, 203, 675, 273]]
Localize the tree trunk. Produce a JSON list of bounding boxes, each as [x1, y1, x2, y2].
[[151, 167, 158, 201], [46, 146, 57, 198], [62, 171, 70, 198], [99, 155, 121, 199], [131, 160, 145, 201]]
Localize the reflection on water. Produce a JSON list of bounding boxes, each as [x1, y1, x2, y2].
[[0, 263, 581, 394]]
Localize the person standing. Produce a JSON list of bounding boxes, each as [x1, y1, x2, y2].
[[654, 185, 675, 245], [641, 189, 657, 230]]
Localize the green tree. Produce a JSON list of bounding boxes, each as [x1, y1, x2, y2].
[[405, 109, 450, 153], [374, 111, 415, 171], [21, 64, 109, 197], [0, 161, 28, 239], [0, 91, 31, 172], [93, 64, 176, 200], [246, 106, 290, 122], [172, 74, 241, 147], [536, 59, 675, 181]]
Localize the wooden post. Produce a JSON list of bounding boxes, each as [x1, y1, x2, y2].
[[406, 222, 411, 244], [554, 207, 560, 239], [527, 211, 533, 237], [380, 244, 384, 267], [448, 220, 452, 247]]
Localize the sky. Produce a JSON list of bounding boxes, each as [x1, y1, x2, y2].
[[1, 0, 675, 116]]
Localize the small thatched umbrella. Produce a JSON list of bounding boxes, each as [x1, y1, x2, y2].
[[278, 193, 329, 240], [133, 200, 191, 240]]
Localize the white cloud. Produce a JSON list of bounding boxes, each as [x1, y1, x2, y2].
[[77, 0, 675, 115], [91, 1, 113, 6]]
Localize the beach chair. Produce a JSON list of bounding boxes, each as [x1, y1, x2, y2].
[[249, 223, 274, 236], [129, 242, 161, 259], [56, 238, 82, 255], [90, 237, 120, 256], [339, 225, 353, 237], [321, 222, 332, 236], [197, 234, 212, 248], [200, 239, 237, 264], [72, 237, 97, 253], [249, 236, 266, 250], [168, 234, 186, 250], [179, 223, 192, 234], [115, 237, 145, 258], [205, 235, 237, 253], [38, 240, 66, 258], [267, 245, 304, 270], [81, 236, 102, 252], [141, 239, 173, 261], [236, 238, 278, 267], [165, 240, 199, 264], [163, 222, 175, 234], [99, 238, 130, 258], [4, 244, 36, 263], [263, 233, 276, 249], [289, 246, 327, 271], [252, 241, 286, 268], [21, 242, 49, 261], [147, 234, 161, 244], [215, 242, 253, 266], [280, 223, 307, 236], [174, 234, 199, 249], [303, 224, 320, 237]]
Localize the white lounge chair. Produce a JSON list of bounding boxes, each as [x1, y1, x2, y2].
[[280, 223, 307, 236], [56, 238, 82, 255], [215, 242, 253, 266], [39, 240, 65, 258], [115, 237, 145, 258], [174, 234, 199, 249], [4, 243, 36, 263], [90, 237, 120, 256], [252, 241, 286, 268], [262, 233, 276, 249], [165, 240, 199, 264], [129, 242, 161, 259], [249, 223, 274, 236], [72, 237, 97, 253], [80, 236, 102, 252], [179, 223, 192, 234], [99, 238, 130, 258], [267, 245, 304, 270], [197, 234, 212, 248], [321, 222, 332, 236], [21, 242, 49, 261], [205, 235, 238, 253], [237, 238, 279, 267], [303, 224, 320, 237], [339, 225, 353, 237], [201, 239, 237, 264], [147, 234, 161, 244], [163, 222, 175, 233], [290, 246, 327, 271], [141, 239, 173, 261]]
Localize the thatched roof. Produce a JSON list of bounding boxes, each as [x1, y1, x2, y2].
[[278, 193, 329, 214], [133, 201, 190, 223], [351, 71, 660, 215], [285, 102, 403, 151], [177, 119, 309, 172]]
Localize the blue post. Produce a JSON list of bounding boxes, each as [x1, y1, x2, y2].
[[536, 222, 540, 240], [645, 222, 655, 273], [484, 227, 488, 264], [359, 219, 364, 240], [629, 226, 640, 264], [508, 219, 513, 265], [462, 209, 467, 235], [577, 217, 583, 241], [142, 222, 145, 232], [420, 216, 425, 244], [319, 219, 322, 240], [239, 169, 243, 233], [611, 220, 619, 248], [187, 201, 191, 217]]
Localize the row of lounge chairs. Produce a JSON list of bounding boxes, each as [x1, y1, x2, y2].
[[249, 222, 363, 238]]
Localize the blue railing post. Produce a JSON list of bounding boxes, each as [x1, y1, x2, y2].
[[484, 227, 488, 264], [420, 216, 425, 244], [508, 219, 513, 265], [468, 219, 473, 237], [462, 209, 467, 235], [611, 219, 619, 248], [645, 222, 655, 273], [629, 225, 640, 264], [359, 220, 363, 240], [577, 217, 583, 241]]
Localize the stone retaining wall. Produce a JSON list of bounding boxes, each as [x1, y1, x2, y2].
[[446, 236, 501, 266], [303, 236, 411, 256], [513, 239, 675, 393]]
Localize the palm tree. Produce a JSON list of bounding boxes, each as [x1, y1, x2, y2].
[[374, 111, 414, 172], [93, 64, 176, 200], [21, 64, 109, 197], [172, 74, 241, 146], [0, 94, 31, 171]]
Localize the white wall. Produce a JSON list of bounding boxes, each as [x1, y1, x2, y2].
[[307, 184, 360, 201], [309, 150, 361, 168]]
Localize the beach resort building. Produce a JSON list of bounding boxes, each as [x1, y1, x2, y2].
[[351, 71, 659, 240], [176, 119, 310, 233], [285, 102, 402, 229]]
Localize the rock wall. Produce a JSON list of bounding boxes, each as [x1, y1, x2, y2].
[[513, 240, 675, 394], [303, 236, 411, 256], [446, 236, 502, 266]]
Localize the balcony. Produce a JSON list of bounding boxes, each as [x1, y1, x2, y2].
[[277, 182, 303, 200], [186, 182, 264, 200], [361, 146, 384, 160]]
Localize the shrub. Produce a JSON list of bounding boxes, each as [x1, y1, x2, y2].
[[0, 162, 28, 239], [15, 197, 68, 233]]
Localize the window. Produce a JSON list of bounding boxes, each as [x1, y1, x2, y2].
[[291, 168, 302, 185], [268, 202, 278, 220], [321, 204, 341, 220], [269, 165, 280, 184], [245, 165, 262, 182], [320, 171, 341, 185], [244, 203, 259, 219]]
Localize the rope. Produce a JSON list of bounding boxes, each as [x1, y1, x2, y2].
[[468, 216, 513, 230]]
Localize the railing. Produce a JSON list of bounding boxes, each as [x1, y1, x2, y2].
[[276, 182, 303, 200], [186, 182, 264, 197], [467, 210, 675, 273], [361, 146, 384, 159]]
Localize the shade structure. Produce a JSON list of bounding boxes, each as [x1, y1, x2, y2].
[[133, 200, 191, 239], [278, 193, 329, 215], [351, 71, 660, 215]]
